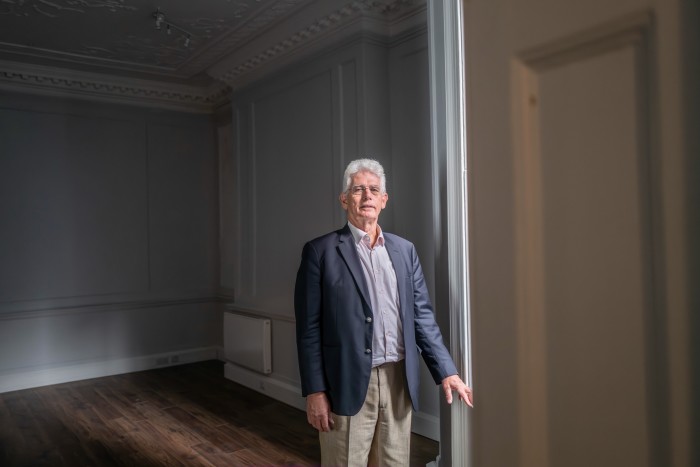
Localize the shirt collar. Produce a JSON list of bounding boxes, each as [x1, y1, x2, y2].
[[347, 221, 385, 247]]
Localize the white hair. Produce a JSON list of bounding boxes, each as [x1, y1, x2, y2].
[[342, 158, 387, 193]]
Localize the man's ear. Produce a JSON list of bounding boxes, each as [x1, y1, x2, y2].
[[339, 193, 348, 210]]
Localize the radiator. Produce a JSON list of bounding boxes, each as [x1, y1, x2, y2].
[[223, 312, 272, 374]]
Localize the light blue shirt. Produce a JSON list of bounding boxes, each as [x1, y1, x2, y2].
[[347, 222, 405, 367]]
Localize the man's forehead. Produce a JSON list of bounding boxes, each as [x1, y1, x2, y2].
[[351, 170, 380, 181]]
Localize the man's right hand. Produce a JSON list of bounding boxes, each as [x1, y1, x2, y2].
[[306, 391, 334, 432]]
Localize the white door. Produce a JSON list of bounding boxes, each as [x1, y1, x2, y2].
[[463, 1, 695, 466]]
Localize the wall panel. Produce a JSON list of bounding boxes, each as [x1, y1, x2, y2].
[[148, 121, 218, 293], [0, 108, 149, 301], [251, 71, 336, 312], [512, 15, 654, 467], [0, 93, 221, 392]]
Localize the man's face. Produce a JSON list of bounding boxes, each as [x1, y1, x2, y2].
[[339, 170, 388, 229]]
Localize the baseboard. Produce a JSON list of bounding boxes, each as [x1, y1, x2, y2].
[[412, 410, 440, 441], [224, 362, 307, 412], [0, 346, 218, 394], [223, 361, 441, 441]]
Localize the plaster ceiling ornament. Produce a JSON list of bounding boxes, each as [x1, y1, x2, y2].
[[0, 0, 426, 111], [211, 0, 421, 85]]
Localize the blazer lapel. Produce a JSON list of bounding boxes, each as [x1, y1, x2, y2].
[[336, 226, 372, 310], [384, 235, 409, 321]]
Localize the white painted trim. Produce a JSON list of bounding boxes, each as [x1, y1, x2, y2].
[[224, 362, 307, 412], [225, 303, 296, 324], [0, 293, 224, 321], [224, 362, 441, 440], [412, 411, 440, 441], [0, 347, 218, 394], [428, 1, 472, 466]]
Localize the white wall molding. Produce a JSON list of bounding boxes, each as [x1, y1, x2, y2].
[[224, 362, 307, 412], [0, 292, 226, 321], [225, 304, 296, 324], [0, 346, 218, 394], [413, 411, 440, 441]]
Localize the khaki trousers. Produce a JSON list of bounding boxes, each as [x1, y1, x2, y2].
[[319, 361, 412, 467]]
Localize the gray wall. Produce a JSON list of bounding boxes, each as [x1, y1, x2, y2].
[[222, 30, 443, 439], [0, 92, 221, 391], [0, 26, 440, 438]]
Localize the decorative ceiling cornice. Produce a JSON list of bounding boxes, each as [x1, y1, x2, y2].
[[209, 0, 422, 86], [177, 0, 312, 77], [0, 0, 424, 113], [0, 0, 137, 17], [0, 61, 230, 113]]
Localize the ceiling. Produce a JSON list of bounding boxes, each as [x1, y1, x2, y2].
[[0, 0, 426, 112]]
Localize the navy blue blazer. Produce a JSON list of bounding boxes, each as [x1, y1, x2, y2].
[[294, 225, 458, 416]]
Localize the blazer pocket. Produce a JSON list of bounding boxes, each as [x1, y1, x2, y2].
[[321, 279, 343, 346]]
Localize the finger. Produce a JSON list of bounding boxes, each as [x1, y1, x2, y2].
[[462, 390, 474, 408], [443, 384, 453, 404], [460, 387, 474, 408], [319, 415, 330, 432]]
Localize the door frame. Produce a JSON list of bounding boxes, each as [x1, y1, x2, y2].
[[427, 1, 472, 466]]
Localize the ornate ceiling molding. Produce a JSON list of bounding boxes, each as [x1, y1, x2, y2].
[[0, 60, 230, 113], [208, 0, 423, 86], [0, 0, 424, 112], [0, 0, 136, 17], [177, 0, 312, 77]]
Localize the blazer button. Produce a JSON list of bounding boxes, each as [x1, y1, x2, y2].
[[366, 316, 372, 323], [365, 348, 371, 354]]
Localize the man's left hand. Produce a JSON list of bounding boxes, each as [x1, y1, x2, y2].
[[441, 375, 473, 408]]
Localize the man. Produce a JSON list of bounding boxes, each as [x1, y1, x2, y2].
[[295, 158, 473, 466]]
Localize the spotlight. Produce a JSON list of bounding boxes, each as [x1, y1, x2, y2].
[[154, 9, 165, 30], [151, 8, 194, 49]]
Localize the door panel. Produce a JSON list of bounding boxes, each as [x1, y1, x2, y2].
[[465, 1, 691, 466]]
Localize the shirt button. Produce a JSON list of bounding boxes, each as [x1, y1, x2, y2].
[[365, 348, 371, 354], [366, 317, 372, 323]]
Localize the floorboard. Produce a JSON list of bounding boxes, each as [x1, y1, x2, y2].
[[0, 360, 439, 466]]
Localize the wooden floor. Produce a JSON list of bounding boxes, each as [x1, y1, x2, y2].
[[0, 360, 438, 466]]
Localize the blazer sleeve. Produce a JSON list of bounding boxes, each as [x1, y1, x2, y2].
[[294, 241, 328, 396], [410, 244, 459, 384]]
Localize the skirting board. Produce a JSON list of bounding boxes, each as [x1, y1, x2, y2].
[[223, 362, 440, 441], [224, 362, 307, 412], [0, 346, 218, 394], [412, 411, 440, 441]]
